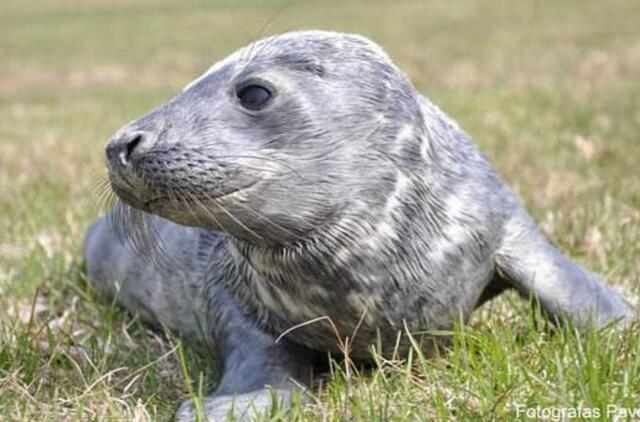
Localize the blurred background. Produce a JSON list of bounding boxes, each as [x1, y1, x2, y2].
[[1, 0, 639, 419]]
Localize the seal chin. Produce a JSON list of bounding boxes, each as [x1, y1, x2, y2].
[[110, 182, 140, 206], [107, 173, 156, 214], [131, 181, 261, 232], [143, 198, 163, 212]]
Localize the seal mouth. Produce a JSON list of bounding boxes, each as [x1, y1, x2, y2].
[[143, 181, 258, 210], [142, 197, 165, 210]]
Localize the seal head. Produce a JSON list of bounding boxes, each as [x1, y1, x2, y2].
[[106, 31, 422, 248]]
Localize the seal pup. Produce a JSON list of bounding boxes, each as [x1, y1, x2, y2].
[[84, 30, 633, 420]]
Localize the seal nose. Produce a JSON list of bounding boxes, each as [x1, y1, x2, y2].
[[106, 130, 155, 167]]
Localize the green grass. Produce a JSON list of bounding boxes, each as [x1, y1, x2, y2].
[[1, 0, 639, 420]]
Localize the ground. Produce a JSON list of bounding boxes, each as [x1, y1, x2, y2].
[[1, 0, 639, 420]]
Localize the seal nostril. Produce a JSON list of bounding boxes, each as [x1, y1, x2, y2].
[[117, 133, 143, 166], [126, 134, 142, 159], [107, 128, 156, 167]]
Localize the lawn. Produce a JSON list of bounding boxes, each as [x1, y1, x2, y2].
[[1, 0, 639, 420]]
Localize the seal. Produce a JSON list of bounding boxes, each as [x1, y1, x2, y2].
[[83, 30, 633, 420]]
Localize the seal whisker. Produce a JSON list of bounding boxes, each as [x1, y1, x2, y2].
[[106, 172, 174, 269], [237, 4, 293, 73], [178, 187, 231, 237], [134, 174, 178, 268], [206, 185, 306, 242], [197, 189, 264, 242], [235, 26, 304, 79], [189, 149, 327, 187], [93, 177, 117, 211]]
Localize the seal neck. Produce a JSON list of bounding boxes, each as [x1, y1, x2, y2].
[[227, 174, 442, 293]]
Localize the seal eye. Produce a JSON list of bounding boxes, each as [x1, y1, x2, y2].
[[237, 84, 272, 111]]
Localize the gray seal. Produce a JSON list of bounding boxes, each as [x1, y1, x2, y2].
[[83, 30, 633, 420]]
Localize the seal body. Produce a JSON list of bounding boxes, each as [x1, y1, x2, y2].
[[84, 31, 633, 420], [223, 97, 508, 359]]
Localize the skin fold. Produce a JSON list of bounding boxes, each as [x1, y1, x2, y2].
[[83, 31, 633, 420]]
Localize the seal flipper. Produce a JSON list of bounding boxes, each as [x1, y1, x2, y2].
[[176, 331, 314, 421], [177, 281, 316, 421], [85, 214, 316, 420], [495, 208, 633, 327]]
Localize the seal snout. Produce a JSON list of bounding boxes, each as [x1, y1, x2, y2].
[[106, 128, 156, 168], [105, 125, 161, 209]]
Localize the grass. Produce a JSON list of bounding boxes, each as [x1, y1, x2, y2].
[[1, 0, 639, 420]]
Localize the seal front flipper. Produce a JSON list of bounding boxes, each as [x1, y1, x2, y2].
[[177, 283, 315, 421], [495, 207, 634, 327], [176, 335, 313, 421]]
